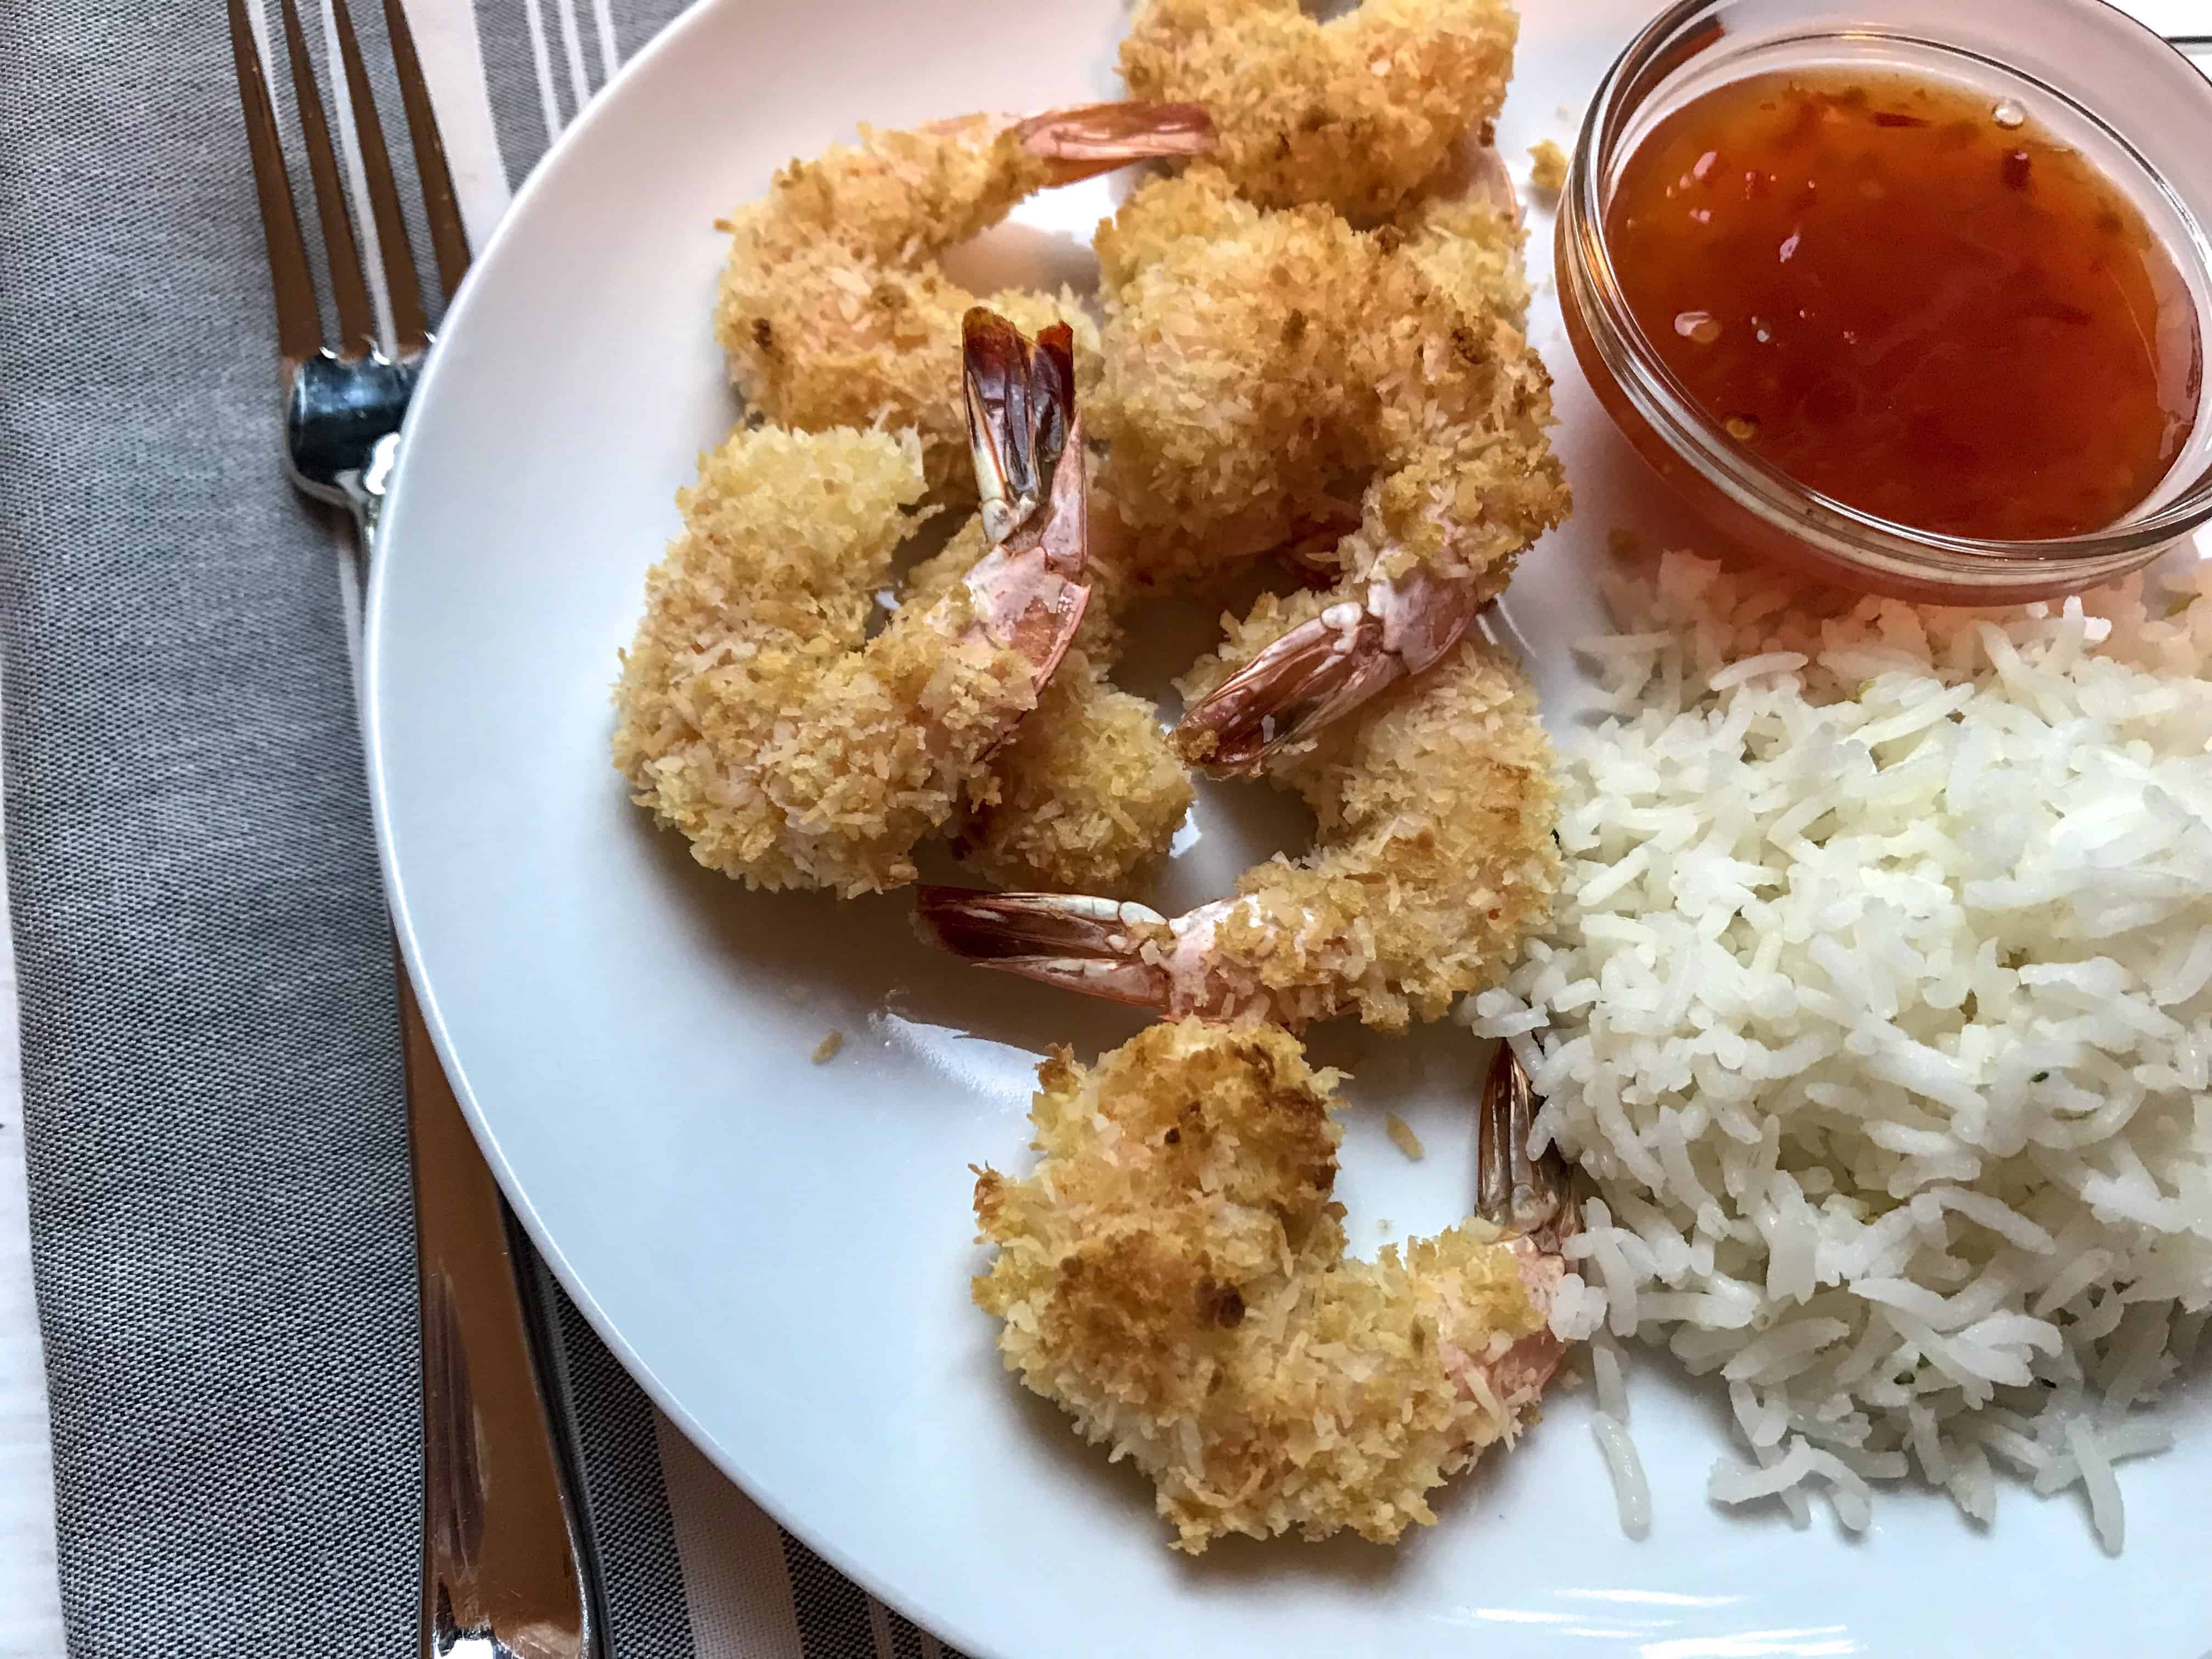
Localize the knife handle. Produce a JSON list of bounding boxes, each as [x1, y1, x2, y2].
[[402, 970, 598, 1659]]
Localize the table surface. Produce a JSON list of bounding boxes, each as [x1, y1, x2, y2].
[[1, 719, 63, 1658]]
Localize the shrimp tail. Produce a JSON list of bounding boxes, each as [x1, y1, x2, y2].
[[1476, 1045, 1573, 1248], [957, 311, 1092, 690], [1175, 567, 1485, 773], [964, 309, 1077, 550], [1173, 601, 1404, 772], [1474, 1043, 1577, 1410], [913, 887, 1173, 1007], [1013, 101, 1216, 185]]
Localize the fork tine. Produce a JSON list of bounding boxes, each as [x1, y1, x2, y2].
[[382, 0, 473, 300], [227, 0, 323, 363], [279, 0, 377, 354], [330, 0, 431, 349]]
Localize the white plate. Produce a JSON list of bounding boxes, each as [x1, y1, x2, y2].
[[367, 3, 2212, 1654]]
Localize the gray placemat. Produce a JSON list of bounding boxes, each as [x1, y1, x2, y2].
[[0, 2, 694, 1652]]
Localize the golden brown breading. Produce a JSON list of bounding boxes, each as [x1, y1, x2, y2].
[[1170, 633, 1564, 1031], [900, 534, 1194, 894], [914, 634, 1563, 1029], [953, 651, 1193, 895], [1119, 0, 1519, 221], [974, 1019, 1547, 1553], [920, 159, 1562, 900], [1092, 166, 1565, 597], [612, 424, 1037, 896], [716, 118, 1099, 500]]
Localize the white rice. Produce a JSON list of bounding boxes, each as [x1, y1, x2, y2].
[[1591, 1412, 1652, 1541], [1470, 551, 2212, 1551], [1587, 1329, 1652, 1536]]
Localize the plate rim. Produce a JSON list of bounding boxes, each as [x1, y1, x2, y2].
[[357, 1, 1024, 1647]]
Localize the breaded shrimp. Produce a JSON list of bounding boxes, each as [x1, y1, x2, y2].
[[718, 103, 1211, 498], [1119, 0, 1518, 221], [918, 633, 1561, 1032], [1090, 165, 1569, 767], [900, 546, 1193, 894], [973, 1022, 1574, 1553], [872, 146, 1541, 893], [614, 314, 1092, 896]]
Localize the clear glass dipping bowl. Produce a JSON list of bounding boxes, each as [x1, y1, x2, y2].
[[1556, 0, 2212, 603]]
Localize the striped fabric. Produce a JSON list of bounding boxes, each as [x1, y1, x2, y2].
[[0, 0, 964, 1652]]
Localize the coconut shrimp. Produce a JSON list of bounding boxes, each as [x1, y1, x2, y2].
[[896, 545, 1194, 895], [918, 633, 1561, 1031], [876, 147, 1541, 891], [1119, 0, 1518, 221], [1087, 164, 1568, 770], [973, 1022, 1574, 1553], [717, 101, 1212, 498], [613, 312, 1092, 896]]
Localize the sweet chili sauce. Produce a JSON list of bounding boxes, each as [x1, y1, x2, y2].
[[1606, 70, 2202, 541]]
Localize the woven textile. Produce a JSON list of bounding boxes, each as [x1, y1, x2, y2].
[[0, 1, 962, 1654]]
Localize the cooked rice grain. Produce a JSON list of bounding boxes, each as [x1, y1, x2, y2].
[[1469, 551, 2212, 1550]]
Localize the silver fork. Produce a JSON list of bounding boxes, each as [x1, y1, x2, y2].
[[225, 3, 600, 1655]]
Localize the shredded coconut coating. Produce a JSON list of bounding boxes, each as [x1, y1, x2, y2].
[[923, 166, 1560, 896], [716, 119, 1099, 499], [957, 652, 1193, 894], [1119, 0, 1518, 221], [1175, 632, 1563, 1031], [1093, 166, 1566, 595], [974, 1019, 1544, 1553], [901, 535, 1193, 893], [612, 425, 1037, 896]]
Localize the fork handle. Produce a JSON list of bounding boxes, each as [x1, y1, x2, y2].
[[403, 970, 597, 1659]]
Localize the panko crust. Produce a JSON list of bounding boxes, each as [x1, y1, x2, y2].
[[716, 120, 1100, 499], [902, 535, 1194, 894], [612, 424, 1035, 896], [1119, 0, 1519, 221], [974, 1019, 1544, 1553], [955, 649, 1194, 895], [1092, 166, 1566, 593], [1175, 631, 1564, 1031]]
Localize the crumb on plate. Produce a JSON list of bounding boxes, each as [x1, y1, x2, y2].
[[1529, 139, 1570, 196]]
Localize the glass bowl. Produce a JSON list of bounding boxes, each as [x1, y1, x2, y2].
[[1556, 0, 2212, 603]]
